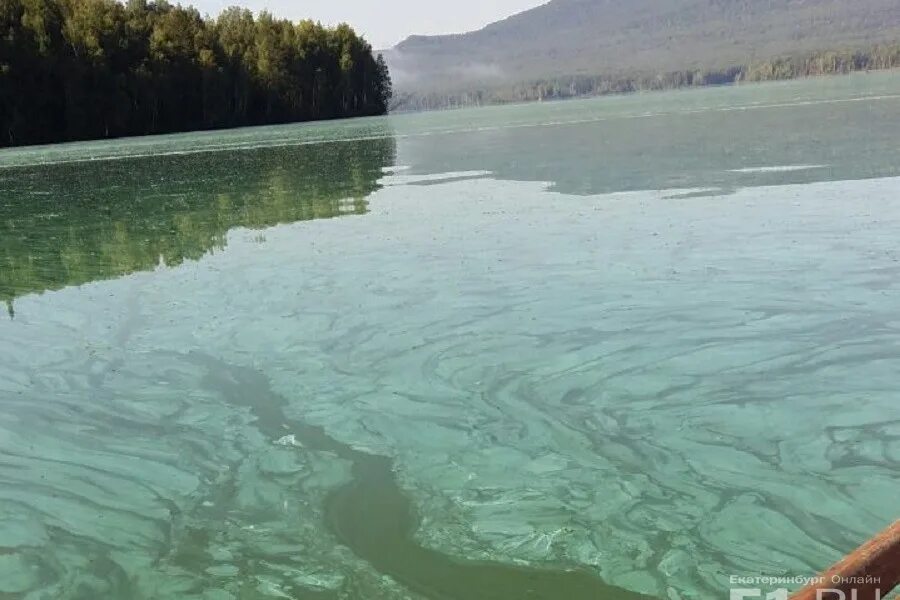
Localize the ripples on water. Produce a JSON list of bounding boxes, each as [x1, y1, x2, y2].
[[1, 74, 899, 599]]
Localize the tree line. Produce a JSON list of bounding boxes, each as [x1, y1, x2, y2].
[[0, 0, 392, 147], [392, 43, 900, 111]]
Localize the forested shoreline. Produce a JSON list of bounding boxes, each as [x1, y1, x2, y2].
[[0, 0, 392, 147], [393, 43, 900, 111]]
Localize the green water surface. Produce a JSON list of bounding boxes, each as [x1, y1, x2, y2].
[[1, 73, 899, 599]]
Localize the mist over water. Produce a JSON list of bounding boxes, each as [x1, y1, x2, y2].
[[1, 73, 899, 599]]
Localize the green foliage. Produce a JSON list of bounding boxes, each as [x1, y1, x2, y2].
[[392, 44, 900, 111], [742, 45, 900, 82], [0, 0, 392, 146]]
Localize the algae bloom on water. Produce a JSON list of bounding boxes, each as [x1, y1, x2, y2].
[[1, 72, 900, 599]]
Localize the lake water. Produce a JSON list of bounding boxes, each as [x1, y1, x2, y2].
[[2, 72, 899, 599]]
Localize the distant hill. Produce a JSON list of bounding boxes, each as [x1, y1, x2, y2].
[[384, 0, 900, 99]]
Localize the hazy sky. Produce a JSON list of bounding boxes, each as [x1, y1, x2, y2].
[[191, 0, 544, 49]]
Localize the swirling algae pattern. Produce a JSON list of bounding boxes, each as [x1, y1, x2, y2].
[[2, 170, 898, 598]]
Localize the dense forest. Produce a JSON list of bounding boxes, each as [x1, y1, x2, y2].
[[0, 0, 392, 147], [0, 134, 396, 316], [392, 43, 900, 111]]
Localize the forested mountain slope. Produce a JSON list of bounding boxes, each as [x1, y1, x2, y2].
[[385, 0, 900, 94]]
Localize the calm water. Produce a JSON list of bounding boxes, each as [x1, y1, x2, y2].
[[2, 72, 900, 599]]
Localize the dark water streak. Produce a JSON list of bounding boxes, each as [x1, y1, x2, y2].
[[196, 353, 655, 600]]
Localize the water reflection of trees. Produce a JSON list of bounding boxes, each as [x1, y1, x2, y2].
[[0, 136, 396, 315]]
